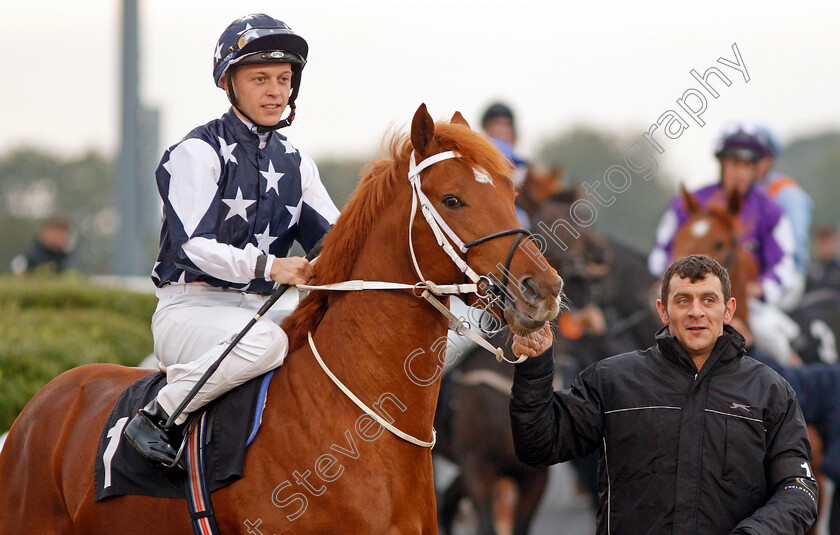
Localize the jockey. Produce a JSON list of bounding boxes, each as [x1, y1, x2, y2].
[[756, 124, 813, 306], [648, 125, 800, 364], [481, 102, 530, 228], [123, 14, 340, 468]]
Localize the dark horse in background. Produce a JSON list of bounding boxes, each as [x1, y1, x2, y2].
[[434, 179, 660, 534], [670, 185, 840, 535]]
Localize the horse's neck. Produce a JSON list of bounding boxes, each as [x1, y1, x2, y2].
[[309, 223, 452, 438], [313, 292, 447, 431]]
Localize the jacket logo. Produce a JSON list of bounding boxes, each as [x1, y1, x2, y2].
[[730, 402, 751, 412]]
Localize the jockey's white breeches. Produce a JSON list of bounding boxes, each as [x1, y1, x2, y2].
[[152, 285, 294, 425]]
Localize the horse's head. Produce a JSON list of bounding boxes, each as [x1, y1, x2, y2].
[[671, 185, 759, 319], [407, 104, 563, 334], [516, 165, 565, 217], [283, 105, 563, 349]]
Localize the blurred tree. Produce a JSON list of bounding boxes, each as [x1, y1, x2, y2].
[[314, 156, 370, 209], [536, 127, 674, 253], [0, 149, 116, 274]]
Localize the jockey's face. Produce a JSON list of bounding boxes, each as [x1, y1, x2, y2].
[[657, 274, 736, 367], [224, 63, 292, 126], [719, 157, 760, 196], [484, 116, 516, 145]]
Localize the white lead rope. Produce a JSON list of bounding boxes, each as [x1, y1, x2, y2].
[[308, 332, 436, 448], [419, 290, 528, 365]]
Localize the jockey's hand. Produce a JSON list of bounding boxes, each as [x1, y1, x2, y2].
[[512, 322, 553, 358], [270, 257, 314, 286]]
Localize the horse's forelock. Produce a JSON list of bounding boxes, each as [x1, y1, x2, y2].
[[432, 122, 513, 185]]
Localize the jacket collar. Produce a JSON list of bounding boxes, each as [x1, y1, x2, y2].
[[221, 108, 285, 151], [655, 324, 747, 375]]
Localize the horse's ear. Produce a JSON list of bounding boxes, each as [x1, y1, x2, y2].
[[680, 184, 701, 214], [411, 103, 435, 157], [450, 111, 470, 128], [727, 188, 743, 216]]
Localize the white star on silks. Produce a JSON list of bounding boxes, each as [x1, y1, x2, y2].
[[280, 139, 297, 154], [219, 137, 238, 165], [151, 261, 161, 280], [285, 198, 303, 229], [214, 42, 223, 61], [222, 187, 255, 222], [260, 161, 285, 195], [254, 223, 278, 253]]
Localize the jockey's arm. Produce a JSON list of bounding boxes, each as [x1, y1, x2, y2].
[[758, 214, 798, 305], [648, 206, 680, 277]]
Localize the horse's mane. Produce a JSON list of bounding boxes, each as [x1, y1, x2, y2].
[[281, 121, 513, 351]]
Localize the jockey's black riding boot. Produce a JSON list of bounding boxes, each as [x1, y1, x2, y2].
[[123, 400, 185, 471]]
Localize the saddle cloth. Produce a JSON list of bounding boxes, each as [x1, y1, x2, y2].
[[94, 370, 274, 501]]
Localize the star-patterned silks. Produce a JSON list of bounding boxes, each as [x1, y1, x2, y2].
[[254, 223, 279, 253], [153, 109, 339, 294], [222, 187, 255, 222], [280, 139, 297, 155], [285, 198, 303, 229], [151, 261, 161, 281], [219, 137, 238, 165], [260, 161, 284, 194], [214, 42, 223, 61]]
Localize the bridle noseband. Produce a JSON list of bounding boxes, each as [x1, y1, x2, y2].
[[406, 150, 533, 307]]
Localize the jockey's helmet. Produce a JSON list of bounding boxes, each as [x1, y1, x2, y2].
[[213, 14, 308, 129], [482, 103, 516, 131], [714, 124, 768, 162]]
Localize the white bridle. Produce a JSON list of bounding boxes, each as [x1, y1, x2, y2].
[[304, 149, 534, 448]]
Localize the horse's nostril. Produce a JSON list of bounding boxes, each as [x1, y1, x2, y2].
[[521, 277, 540, 302]]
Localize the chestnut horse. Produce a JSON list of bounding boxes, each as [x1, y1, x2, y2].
[[0, 104, 563, 534], [670, 186, 825, 535]]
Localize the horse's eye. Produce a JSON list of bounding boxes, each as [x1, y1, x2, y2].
[[442, 195, 463, 209]]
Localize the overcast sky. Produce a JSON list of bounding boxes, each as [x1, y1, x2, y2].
[[3, 0, 839, 189]]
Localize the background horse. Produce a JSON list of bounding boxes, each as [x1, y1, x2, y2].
[[669, 186, 829, 535], [0, 104, 563, 534], [434, 187, 660, 533]]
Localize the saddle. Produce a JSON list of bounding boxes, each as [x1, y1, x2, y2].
[[94, 370, 273, 501]]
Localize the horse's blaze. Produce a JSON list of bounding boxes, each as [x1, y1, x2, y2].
[[691, 219, 710, 238]]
